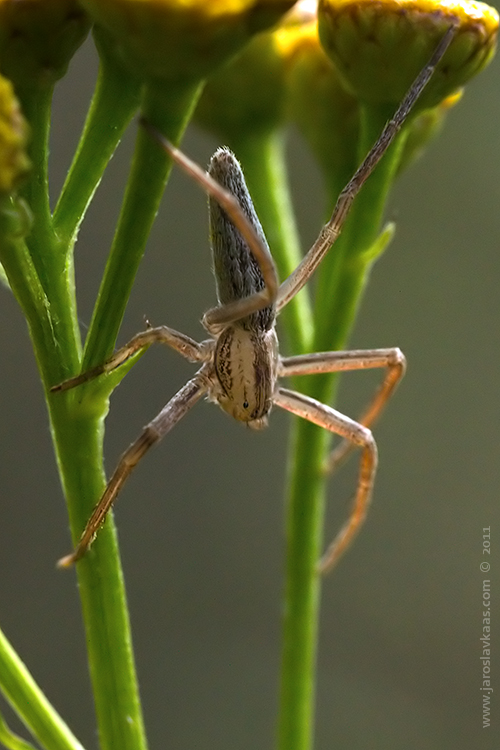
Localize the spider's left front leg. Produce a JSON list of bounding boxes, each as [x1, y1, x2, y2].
[[51, 326, 210, 392], [57, 366, 211, 568], [279, 347, 405, 473], [274, 387, 378, 573]]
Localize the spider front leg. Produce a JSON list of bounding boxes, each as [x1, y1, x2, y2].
[[51, 325, 210, 392], [57, 368, 211, 567], [279, 347, 406, 473], [276, 22, 457, 310], [274, 387, 378, 573]]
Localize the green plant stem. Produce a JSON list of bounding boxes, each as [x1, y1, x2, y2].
[[53, 32, 142, 245], [14, 84, 82, 375], [229, 129, 313, 354], [47, 76, 204, 750], [0, 711, 37, 750], [82, 77, 203, 370], [0, 203, 57, 363], [1, 75, 160, 750], [0, 627, 85, 750], [277, 106, 409, 750], [50, 393, 148, 750], [4, 69, 203, 750], [2, 204, 148, 750], [15, 84, 56, 294]]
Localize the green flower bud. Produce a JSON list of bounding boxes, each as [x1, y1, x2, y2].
[[194, 23, 287, 141], [0, 74, 29, 194], [318, 0, 498, 109], [80, 0, 298, 83], [0, 0, 91, 89], [282, 8, 360, 185]]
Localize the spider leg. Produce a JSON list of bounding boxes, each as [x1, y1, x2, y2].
[[140, 120, 279, 330], [57, 368, 210, 567], [279, 347, 406, 472], [274, 387, 378, 573], [51, 326, 210, 392], [276, 22, 458, 312]]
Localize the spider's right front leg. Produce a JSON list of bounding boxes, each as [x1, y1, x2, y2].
[[51, 325, 211, 392]]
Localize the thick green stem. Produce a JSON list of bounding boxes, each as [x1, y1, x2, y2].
[[2, 213, 148, 750], [278, 106, 409, 750], [0, 627, 84, 750], [277, 420, 328, 750], [2, 74, 156, 750], [48, 391, 148, 750]]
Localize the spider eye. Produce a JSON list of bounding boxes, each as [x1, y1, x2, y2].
[[243, 400, 249, 409]]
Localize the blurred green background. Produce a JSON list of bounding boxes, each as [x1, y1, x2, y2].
[[1, 10, 499, 750]]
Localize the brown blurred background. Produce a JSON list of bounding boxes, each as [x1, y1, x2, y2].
[[1, 13, 499, 750]]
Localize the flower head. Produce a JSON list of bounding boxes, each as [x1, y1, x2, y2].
[[0, 0, 90, 88], [81, 0, 298, 82], [318, 0, 498, 108], [0, 74, 29, 193]]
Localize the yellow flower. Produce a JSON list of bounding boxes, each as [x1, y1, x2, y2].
[[0, 74, 29, 193], [80, 0, 298, 82]]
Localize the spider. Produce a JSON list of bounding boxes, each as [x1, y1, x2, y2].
[[53, 24, 457, 571]]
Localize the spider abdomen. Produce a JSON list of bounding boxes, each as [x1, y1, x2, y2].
[[213, 325, 278, 427], [209, 148, 275, 333]]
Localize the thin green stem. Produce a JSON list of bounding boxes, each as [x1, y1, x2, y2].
[[13, 83, 82, 376], [15, 84, 55, 294], [0, 711, 37, 750], [0, 261, 8, 288], [0, 203, 56, 365], [0, 627, 85, 750], [53, 32, 142, 246], [82, 77, 203, 370]]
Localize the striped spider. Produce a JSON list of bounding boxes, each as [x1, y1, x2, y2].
[[53, 25, 456, 571]]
